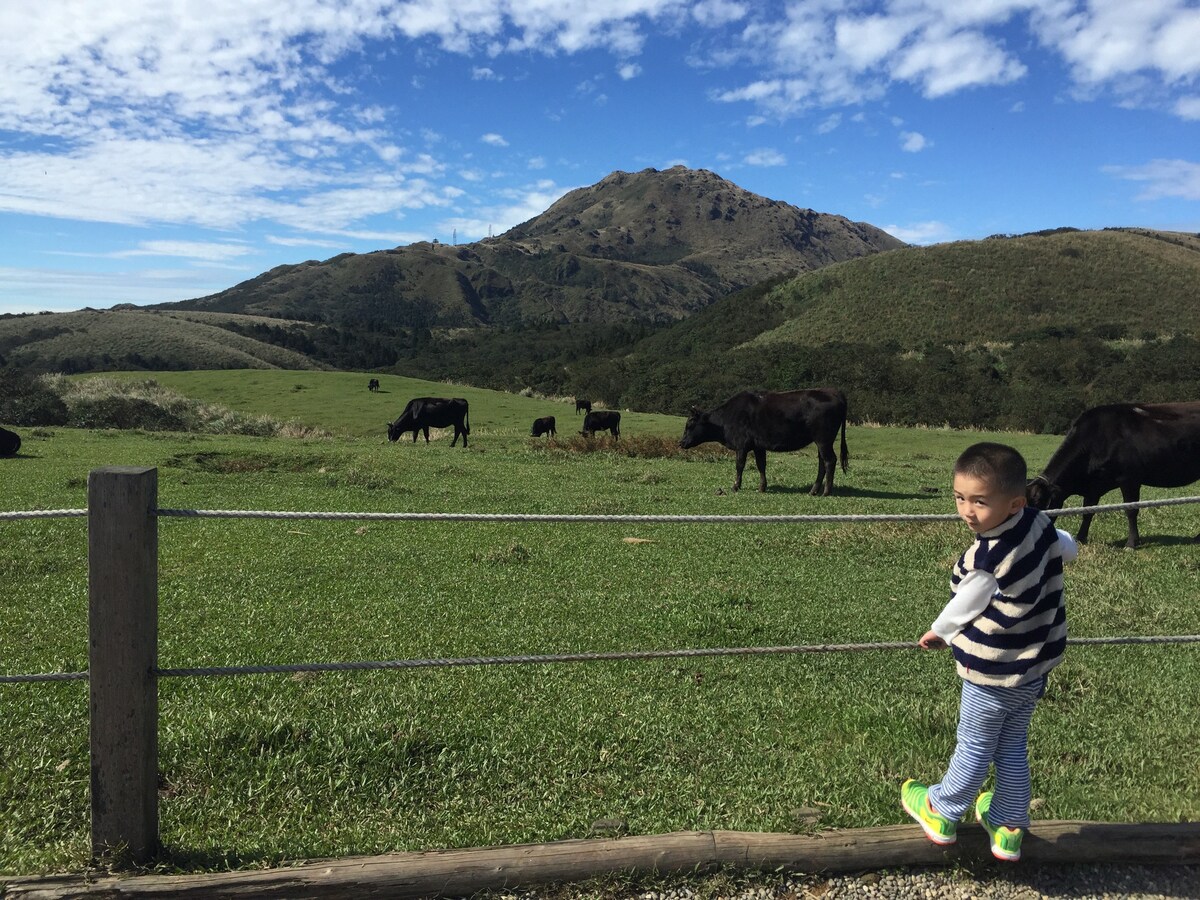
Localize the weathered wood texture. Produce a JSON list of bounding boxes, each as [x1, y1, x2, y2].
[[87, 467, 159, 863], [4, 823, 1198, 899]]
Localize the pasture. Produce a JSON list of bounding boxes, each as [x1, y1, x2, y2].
[[1, 370, 1198, 876]]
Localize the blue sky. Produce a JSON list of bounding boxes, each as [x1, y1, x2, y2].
[[2, 0, 1199, 315]]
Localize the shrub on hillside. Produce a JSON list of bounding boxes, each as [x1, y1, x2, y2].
[[0, 370, 69, 426], [67, 396, 187, 431]]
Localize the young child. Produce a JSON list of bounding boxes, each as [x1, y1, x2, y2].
[[902, 442, 1077, 862]]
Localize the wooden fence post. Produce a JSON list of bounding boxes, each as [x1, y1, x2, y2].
[[88, 466, 158, 863]]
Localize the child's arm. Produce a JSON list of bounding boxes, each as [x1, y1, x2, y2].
[[1057, 528, 1079, 563], [920, 570, 998, 650]]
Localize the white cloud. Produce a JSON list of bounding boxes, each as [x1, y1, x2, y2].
[[900, 130, 931, 152], [692, 0, 748, 28], [481, 132, 510, 147], [706, 1, 1199, 119], [883, 220, 954, 244], [744, 148, 786, 166], [618, 62, 642, 80], [528, 156, 547, 169], [472, 66, 502, 81], [1174, 96, 1200, 120], [114, 241, 253, 262], [440, 179, 575, 240], [817, 113, 842, 134], [1105, 158, 1200, 201]]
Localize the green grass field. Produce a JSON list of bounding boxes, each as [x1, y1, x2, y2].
[[2, 370, 1198, 875]]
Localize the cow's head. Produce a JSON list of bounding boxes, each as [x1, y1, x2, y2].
[[679, 407, 724, 449], [386, 420, 403, 442], [1026, 476, 1065, 510]]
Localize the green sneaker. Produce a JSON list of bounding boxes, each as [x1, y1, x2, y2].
[[901, 779, 957, 845], [975, 791, 1024, 861]]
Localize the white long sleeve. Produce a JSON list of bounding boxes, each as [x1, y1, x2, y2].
[[1056, 528, 1079, 563], [931, 570, 997, 643]]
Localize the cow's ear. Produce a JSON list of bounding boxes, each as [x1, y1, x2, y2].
[[690, 406, 702, 416]]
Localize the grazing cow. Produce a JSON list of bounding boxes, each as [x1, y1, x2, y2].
[[1026, 401, 1200, 549], [575, 398, 592, 415], [679, 388, 849, 494], [387, 397, 470, 447], [0, 426, 19, 457], [368, 378, 380, 392], [531, 416, 556, 438], [581, 410, 620, 439]]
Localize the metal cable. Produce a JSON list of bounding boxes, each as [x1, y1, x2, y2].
[[152, 494, 1200, 522], [7, 635, 1196, 683], [4, 495, 1199, 523]]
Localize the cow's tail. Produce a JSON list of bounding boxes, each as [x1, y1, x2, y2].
[[839, 402, 849, 473], [464, 407, 471, 435]]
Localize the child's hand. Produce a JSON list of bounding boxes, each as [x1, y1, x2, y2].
[[918, 630, 947, 650]]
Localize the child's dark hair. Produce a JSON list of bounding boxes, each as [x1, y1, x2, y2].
[[954, 442, 1027, 497]]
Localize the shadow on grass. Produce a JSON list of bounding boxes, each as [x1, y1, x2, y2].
[[755, 484, 935, 501], [1098, 533, 1200, 548]]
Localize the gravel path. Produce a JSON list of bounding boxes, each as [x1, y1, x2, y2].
[[486, 864, 1200, 900]]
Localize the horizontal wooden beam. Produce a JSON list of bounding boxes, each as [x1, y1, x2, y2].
[[4, 823, 1199, 899]]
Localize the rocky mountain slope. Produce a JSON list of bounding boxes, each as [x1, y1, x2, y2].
[[158, 166, 905, 328]]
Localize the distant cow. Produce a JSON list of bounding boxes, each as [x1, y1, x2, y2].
[[0, 426, 19, 457], [581, 410, 620, 439], [1026, 401, 1200, 549], [575, 398, 592, 415], [680, 388, 849, 494], [387, 398, 470, 447], [368, 378, 380, 392], [531, 416, 556, 438]]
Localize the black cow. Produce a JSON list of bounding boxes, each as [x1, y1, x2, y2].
[[368, 378, 380, 392], [581, 410, 620, 439], [0, 426, 20, 457], [1026, 401, 1200, 549], [387, 398, 470, 447], [531, 416, 556, 438], [575, 398, 592, 415], [680, 388, 849, 494]]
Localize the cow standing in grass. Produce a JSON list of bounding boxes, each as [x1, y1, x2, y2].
[[680, 388, 849, 494], [531, 416, 556, 438], [581, 410, 620, 439], [0, 426, 19, 457], [387, 398, 470, 447], [575, 399, 592, 415], [368, 378, 380, 392], [1026, 401, 1200, 549]]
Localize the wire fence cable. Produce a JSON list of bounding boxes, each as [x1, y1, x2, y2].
[[3, 494, 1200, 522], [5, 634, 1200, 684]]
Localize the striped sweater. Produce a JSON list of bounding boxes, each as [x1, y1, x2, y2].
[[949, 506, 1067, 687]]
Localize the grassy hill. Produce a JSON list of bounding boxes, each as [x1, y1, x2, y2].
[[0, 309, 327, 373], [750, 227, 1200, 347], [3, 227, 1197, 434]]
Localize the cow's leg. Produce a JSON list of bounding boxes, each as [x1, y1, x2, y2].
[[461, 425, 468, 448], [733, 448, 747, 492], [411, 430, 418, 443], [1119, 484, 1141, 549], [754, 448, 768, 493], [823, 441, 838, 495], [1076, 493, 1101, 543], [423, 426, 431, 444], [810, 452, 825, 496], [450, 427, 459, 447]]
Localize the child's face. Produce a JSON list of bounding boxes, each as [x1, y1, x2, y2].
[[952, 473, 1027, 534]]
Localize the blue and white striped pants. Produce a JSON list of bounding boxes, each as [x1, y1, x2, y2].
[[927, 676, 1045, 828]]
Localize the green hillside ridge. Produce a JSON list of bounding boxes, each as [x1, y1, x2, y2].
[[747, 228, 1200, 348], [0, 309, 327, 373]]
